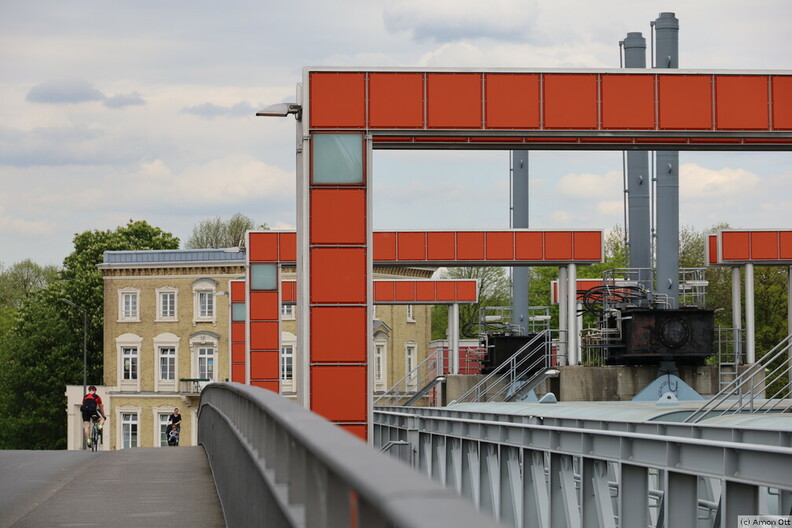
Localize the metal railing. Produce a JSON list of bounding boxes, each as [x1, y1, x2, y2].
[[198, 383, 501, 528], [451, 330, 564, 404], [685, 334, 792, 423], [373, 347, 485, 407]]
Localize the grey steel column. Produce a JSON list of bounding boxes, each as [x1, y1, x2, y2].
[[732, 267, 743, 363], [623, 33, 652, 288], [653, 12, 680, 307], [558, 267, 568, 366], [511, 151, 530, 333], [297, 79, 311, 408], [746, 263, 755, 363], [449, 303, 460, 375], [620, 464, 649, 528], [567, 263, 578, 365]]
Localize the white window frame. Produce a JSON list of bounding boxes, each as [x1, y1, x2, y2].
[[116, 333, 142, 392], [374, 341, 388, 391], [190, 333, 218, 384], [281, 345, 294, 391], [281, 331, 297, 395], [118, 287, 140, 322], [406, 304, 415, 323], [192, 278, 217, 324], [154, 332, 180, 392], [281, 303, 295, 320], [156, 287, 178, 322], [116, 406, 141, 450], [406, 342, 417, 389]]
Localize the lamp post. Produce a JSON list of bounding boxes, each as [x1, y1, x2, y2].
[[61, 298, 88, 397]]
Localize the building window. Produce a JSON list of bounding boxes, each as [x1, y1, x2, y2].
[[406, 304, 415, 322], [159, 414, 170, 447], [406, 343, 417, 389], [192, 278, 218, 323], [281, 345, 293, 383], [375, 343, 387, 390], [281, 304, 294, 319], [156, 288, 178, 321], [122, 413, 138, 449], [198, 347, 215, 380], [118, 288, 140, 322], [159, 347, 176, 381], [122, 347, 138, 380]]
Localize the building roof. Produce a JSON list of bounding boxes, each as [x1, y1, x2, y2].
[[99, 249, 245, 268]]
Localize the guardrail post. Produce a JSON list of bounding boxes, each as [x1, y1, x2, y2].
[[723, 481, 759, 527], [664, 471, 696, 528], [582, 458, 616, 528], [550, 453, 580, 528], [620, 464, 648, 528]]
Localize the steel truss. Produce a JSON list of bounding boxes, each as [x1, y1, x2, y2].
[[374, 408, 792, 528]]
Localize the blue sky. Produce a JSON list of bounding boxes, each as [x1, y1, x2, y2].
[[1, 1, 790, 266]]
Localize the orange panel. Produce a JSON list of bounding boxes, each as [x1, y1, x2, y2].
[[485, 73, 540, 129], [249, 232, 279, 262], [601, 75, 655, 129], [721, 231, 750, 261], [427, 73, 482, 129], [312, 306, 367, 362], [772, 76, 792, 130], [231, 322, 245, 343], [374, 281, 395, 302], [708, 235, 719, 265], [230, 281, 246, 302], [397, 232, 427, 261], [416, 281, 436, 302], [780, 231, 792, 259], [250, 351, 278, 379], [369, 73, 424, 129], [232, 343, 245, 363], [456, 280, 478, 302], [251, 380, 279, 393], [750, 231, 779, 260], [339, 425, 367, 441], [515, 231, 544, 260], [658, 75, 712, 130], [716, 76, 769, 130], [310, 248, 366, 304], [311, 189, 366, 245], [250, 291, 278, 320], [395, 281, 416, 302], [250, 321, 279, 350], [457, 232, 485, 260], [281, 281, 296, 303], [485, 232, 515, 260], [279, 232, 297, 263], [310, 72, 365, 129], [373, 232, 397, 261], [544, 74, 598, 129], [427, 231, 456, 261], [545, 232, 573, 260], [231, 364, 245, 383], [311, 366, 367, 422], [573, 231, 602, 260], [436, 281, 455, 302]]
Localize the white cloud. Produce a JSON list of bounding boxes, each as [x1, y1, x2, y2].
[[0, 208, 57, 237], [681, 163, 760, 200], [556, 170, 622, 200]]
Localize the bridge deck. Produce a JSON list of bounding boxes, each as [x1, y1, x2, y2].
[[1, 447, 225, 528]]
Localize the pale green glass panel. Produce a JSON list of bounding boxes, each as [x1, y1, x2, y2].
[[313, 134, 363, 184], [250, 264, 277, 290], [232, 303, 246, 322]]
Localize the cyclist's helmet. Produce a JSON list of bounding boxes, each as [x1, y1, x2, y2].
[[89, 385, 97, 391]]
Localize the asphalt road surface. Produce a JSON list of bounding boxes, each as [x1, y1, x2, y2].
[[1, 446, 225, 527]]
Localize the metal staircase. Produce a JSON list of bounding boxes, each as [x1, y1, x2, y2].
[[684, 334, 792, 423]]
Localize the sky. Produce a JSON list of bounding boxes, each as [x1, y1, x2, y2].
[[1, 0, 790, 267]]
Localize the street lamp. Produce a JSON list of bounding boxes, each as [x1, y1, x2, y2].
[[61, 298, 88, 397]]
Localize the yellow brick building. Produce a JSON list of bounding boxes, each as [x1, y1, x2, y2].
[[65, 249, 432, 450]]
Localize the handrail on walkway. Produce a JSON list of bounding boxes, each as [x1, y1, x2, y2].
[[198, 382, 501, 528]]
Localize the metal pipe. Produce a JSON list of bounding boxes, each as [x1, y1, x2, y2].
[[558, 267, 568, 366], [567, 263, 578, 365]]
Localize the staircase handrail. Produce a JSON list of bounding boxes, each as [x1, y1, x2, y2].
[[452, 330, 553, 404], [373, 348, 443, 406], [684, 334, 792, 423]]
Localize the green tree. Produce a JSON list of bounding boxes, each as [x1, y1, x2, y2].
[[0, 260, 59, 337], [431, 267, 511, 340], [183, 213, 267, 249], [0, 220, 179, 449]]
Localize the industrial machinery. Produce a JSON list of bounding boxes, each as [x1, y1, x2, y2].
[[580, 269, 715, 366]]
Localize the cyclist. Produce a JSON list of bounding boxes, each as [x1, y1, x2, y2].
[[81, 385, 106, 448]]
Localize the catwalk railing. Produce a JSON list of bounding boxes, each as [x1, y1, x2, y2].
[[198, 383, 500, 528], [374, 406, 792, 528], [685, 334, 792, 423]]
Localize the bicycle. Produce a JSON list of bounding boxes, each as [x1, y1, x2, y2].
[[87, 415, 103, 451]]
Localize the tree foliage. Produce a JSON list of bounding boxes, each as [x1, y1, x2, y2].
[[0, 220, 179, 449], [183, 213, 267, 249], [431, 267, 511, 340]]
